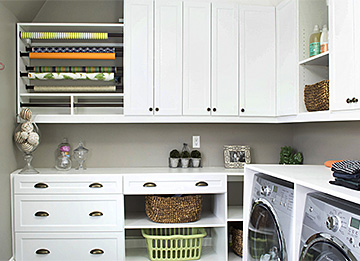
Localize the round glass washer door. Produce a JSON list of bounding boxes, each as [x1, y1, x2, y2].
[[248, 199, 286, 261], [300, 233, 356, 261]]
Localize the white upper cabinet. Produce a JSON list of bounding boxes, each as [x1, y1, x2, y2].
[[239, 6, 276, 117], [330, 0, 358, 111], [276, 0, 297, 116], [154, 0, 183, 115], [124, 0, 154, 115], [183, 1, 211, 116], [211, 2, 239, 116]]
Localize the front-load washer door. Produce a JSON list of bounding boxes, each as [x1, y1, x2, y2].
[[248, 199, 287, 261], [299, 233, 357, 261]]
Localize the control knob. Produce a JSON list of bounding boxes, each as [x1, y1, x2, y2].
[[260, 186, 272, 196], [326, 216, 341, 232]]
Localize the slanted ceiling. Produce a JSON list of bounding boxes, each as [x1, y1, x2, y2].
[[1, 0, 284, 23]]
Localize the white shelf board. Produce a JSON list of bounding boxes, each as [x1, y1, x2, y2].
[[125, 211, 225, 229], [228, 250, 243, 261], [227, 206, 243, 222], [125, 246, 219, 261], [299, 51, 329, 66]]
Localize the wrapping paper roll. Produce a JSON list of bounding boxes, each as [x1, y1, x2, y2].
[[31, 47, 115, 53], [32, 66, 116, 73], [28, 72, 114, 81], [33, 86, 116, 93], [28, 53, 115, 60], [20, 32, 108, 40]]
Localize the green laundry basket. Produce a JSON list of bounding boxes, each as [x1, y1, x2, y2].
[[141, 227, 207, 261]]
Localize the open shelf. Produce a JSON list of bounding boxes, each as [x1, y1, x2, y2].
[[227, 206, 243, 222], [125, 211, 225, 229], [299, 51, 329, 66]]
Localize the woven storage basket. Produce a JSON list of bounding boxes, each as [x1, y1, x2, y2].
[[304, 80, 329, 112], [141, 227, 207, 261], [145, 195, 202, 223], [230, 224, 243, 257]]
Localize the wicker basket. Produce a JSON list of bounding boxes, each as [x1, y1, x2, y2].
[[145, 195, 202, 223], [304, 80, 329, 112], [141, 227, 207, 261], [230, 223, 243, 257]]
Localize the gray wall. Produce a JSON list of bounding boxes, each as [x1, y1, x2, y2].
[[28, 123, 293, 168], [293, 121, 360, 164], [0, 2, 18, 260]]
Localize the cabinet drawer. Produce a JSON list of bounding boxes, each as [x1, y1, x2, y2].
[[13, 174, 122, 194], [123, 174, 226, 194], [15, 195, 123, 232], [15, 232, 124, 261]]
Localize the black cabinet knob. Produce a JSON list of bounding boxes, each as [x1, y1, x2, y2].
[[346, 98, 352, 104], [213, 108, 216, 112], [149, 107, 153, 112], [207, 108, 211, 112], [241, 108, 245, 113], [352, 97, 358, 103], [155, 108, 159, 112]]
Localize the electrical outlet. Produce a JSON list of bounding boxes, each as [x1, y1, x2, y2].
[[192, 136, 200, 148]]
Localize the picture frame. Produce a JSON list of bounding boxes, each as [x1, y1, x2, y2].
[[223, 145, 251, 169]]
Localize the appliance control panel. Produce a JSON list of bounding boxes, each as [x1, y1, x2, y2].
[[304, 193, 360, 255], [254, 174, 294, 214]]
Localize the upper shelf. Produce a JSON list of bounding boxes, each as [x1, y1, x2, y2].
[[299, 51, 329, 66]]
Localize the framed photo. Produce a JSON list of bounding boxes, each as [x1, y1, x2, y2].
[[223, 145, 251, 169]]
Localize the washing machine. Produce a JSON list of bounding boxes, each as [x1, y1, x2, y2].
[[300, 192, 360, 260], [248, 173, 294, 260]]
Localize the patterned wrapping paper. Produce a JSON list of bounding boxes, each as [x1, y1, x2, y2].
[[28, 53, 115, 60], [33, 86, 116, 93], [31, 47, 115, 53], [20, 32, 108, 40], [28, 72, 114, 81], [32, 66, 116, 73]]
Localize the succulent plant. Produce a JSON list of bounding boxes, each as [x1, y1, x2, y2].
[[279, 146, 303, 164], [191, 150, 201, 158], [180, 151, 190, 158], [169, 149, 180, 158]]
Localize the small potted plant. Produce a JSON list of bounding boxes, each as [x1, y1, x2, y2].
[[169, 149, 180, 168], [191, 150, 202, 168], [180, 150, 191, 168]]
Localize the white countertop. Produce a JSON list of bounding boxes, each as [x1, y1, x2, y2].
[[11, 167, 244, 176], [245, 164, 360, 205]]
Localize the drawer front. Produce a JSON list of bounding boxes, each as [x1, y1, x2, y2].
[[123, 174, 226, 194], [13, 174, 122, 194], [15, 232, 124, 261], [15, 195, 123, 232]]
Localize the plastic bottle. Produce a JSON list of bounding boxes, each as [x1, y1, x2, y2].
[[309, 25, 321, 57], [320, 25, 328, 53]]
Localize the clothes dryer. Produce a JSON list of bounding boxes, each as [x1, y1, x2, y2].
[[300, 192, 360, 260], [248, 174, 294, 260]]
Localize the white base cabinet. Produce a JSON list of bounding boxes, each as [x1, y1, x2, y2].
[[11, 168, 240, 261]]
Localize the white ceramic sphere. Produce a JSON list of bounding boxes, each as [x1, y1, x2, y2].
[[27, 132, 40, 145], [14, 131, 25, 144], [21, 142, 34, 153], [21, 121, 34, 133]]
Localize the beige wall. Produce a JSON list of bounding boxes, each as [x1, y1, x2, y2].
[[27, 123, 293, 168], [0, 2, 18, 260], [293, 121, 360, 164]]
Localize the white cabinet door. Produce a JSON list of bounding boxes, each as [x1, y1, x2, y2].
[[154, 0, 183, 115], [330, 0, 356, 111], [276, 0, 297, 116], [212, 3, 239, 116], [124, 0, 154, 115], [183, 1, 211, 115], [239, 6, 276, 116]]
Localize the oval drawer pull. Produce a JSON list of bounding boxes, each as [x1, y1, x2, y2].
[[34, 211, 49, 217], [90, 249, 104, 255], [89, 182, 103, 188], [143, 182, 157, 187], [195, 181, 208, 187], [34, 183, 48, 189], [89, 211, 103, 217], [36, 249, 50, 255]]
